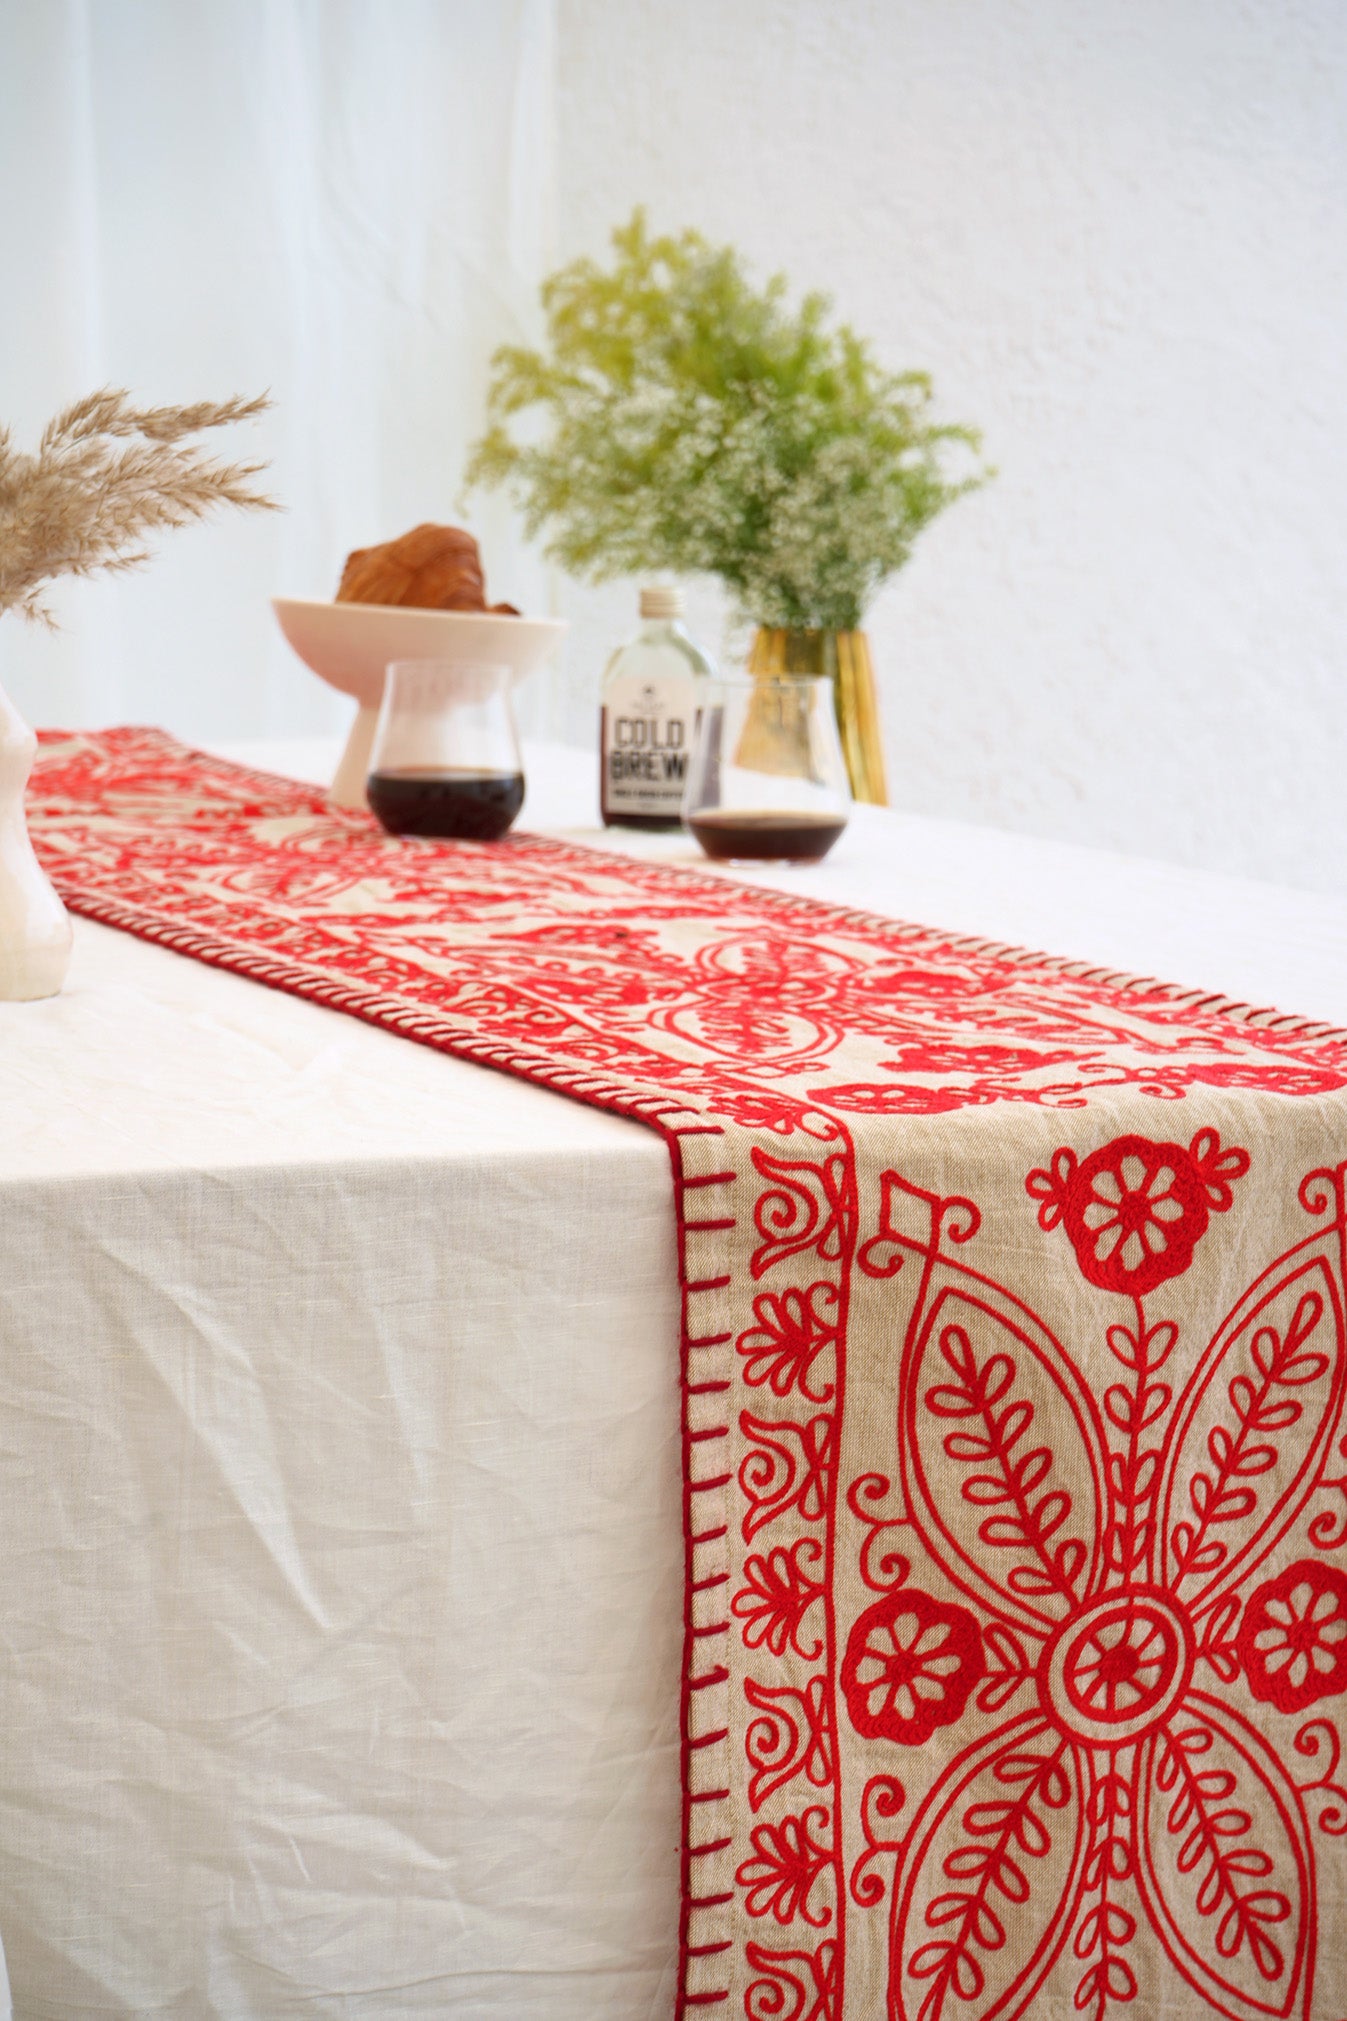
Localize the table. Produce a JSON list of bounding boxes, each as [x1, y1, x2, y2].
[[2, 736, 1344, 2020]]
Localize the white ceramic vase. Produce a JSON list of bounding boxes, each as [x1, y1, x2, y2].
[[0, 684, 72, 1000]]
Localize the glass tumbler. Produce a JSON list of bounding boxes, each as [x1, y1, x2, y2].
[[367, 660, 524, 840], [682, 674, 851, 864]]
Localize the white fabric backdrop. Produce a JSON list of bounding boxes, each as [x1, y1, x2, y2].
[[0, 0, 555, 742]]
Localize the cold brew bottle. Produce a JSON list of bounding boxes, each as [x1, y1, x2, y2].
[[600, 586, 714, 829]]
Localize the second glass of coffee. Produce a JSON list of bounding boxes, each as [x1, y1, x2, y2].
[[367, 660, 524, 840], [682, 674, 851, 864]]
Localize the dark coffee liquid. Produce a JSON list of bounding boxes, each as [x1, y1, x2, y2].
[[367, 768, 525, 841], [689, 809, 846, 864]]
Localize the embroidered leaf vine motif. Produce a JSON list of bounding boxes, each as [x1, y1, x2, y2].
[[926, 1319, 1087, 1606], [839, 1142, 1347, 2021]]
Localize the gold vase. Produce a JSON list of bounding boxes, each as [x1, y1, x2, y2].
[[747, 627, 888, 806]]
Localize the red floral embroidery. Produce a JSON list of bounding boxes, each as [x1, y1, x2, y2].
[[745, 1674, 834, 1812], [1170, 1288, 1329, 1591], [745, 1938, 838, 2021], [1238, 1561, 1347, 1714], [1047, 1588, 1192, 1728], [1026, 1130, 1249, 1296], [739, 1410, 835, 1542], [736, 1806, 833, 1926], [841, 1589, 984, 1745], [732, 1541, 827, 1660], [737, 1283, 840, 1403], [750, 1148, 853, 1280], [862, 1151, 1347, 2021]]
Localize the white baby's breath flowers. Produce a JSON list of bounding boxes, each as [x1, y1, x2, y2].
[[468, 212, 987, 632]]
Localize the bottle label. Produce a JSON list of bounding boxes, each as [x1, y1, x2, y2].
[[601, 672, 699, 818]]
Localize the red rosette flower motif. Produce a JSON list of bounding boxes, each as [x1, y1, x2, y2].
[[1026, 1128, 1249, 1296], [841, 1588, 983, 1745], [1238, 1560, 1347, 1714], [862, 1143, 1347, 2021]]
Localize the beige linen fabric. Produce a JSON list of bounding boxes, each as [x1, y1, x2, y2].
[[696, 1094, 1347, 2019]]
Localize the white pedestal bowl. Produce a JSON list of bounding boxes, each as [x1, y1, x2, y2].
[[271, 599, 568, 808]]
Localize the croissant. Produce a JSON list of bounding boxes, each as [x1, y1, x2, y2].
[[336, 523, 518, 614]]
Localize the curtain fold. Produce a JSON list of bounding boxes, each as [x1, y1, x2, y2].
[[0, 0, 556, 742]]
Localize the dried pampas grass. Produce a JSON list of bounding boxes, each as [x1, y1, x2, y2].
[[0, 388, 279, 626]]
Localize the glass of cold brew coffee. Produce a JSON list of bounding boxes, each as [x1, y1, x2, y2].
[[367, 660, 525, 840], [682, 674, 851, 864]]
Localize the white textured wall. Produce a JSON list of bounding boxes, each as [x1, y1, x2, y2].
[[551, 0, 1347, 892]]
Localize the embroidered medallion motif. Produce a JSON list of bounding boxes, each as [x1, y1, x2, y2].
[[845, 1151, 1347, 2021]]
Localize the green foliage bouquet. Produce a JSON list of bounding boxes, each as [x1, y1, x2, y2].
[[467, 212, 987, 632]]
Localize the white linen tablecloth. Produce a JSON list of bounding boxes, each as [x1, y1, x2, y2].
[[1, 737, 1344, 2021]]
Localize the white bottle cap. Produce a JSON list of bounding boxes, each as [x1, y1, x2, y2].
[[639, 585, 684, 620]]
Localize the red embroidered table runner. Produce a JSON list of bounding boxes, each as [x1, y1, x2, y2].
[[29, 727, 1347, 2021]]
